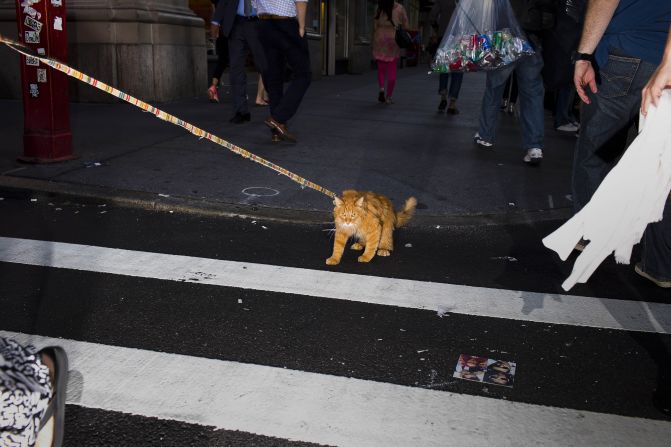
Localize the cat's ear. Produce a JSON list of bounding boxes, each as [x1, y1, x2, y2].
[[333, 197, 343, 207], [355, 196, 365, 208]]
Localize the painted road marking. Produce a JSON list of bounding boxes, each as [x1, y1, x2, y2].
[[0, 236, 670, 334], [2, 330, 670, 447]]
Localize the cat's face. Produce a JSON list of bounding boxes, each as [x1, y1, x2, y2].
[[333, 196, 365, 232]]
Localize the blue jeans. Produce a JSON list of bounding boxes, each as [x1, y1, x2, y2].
[[438, 73, 463, 100], [571, 49, 668, 280], [641, 197, 671, 282], [477, 51, 545, 150], [554, 84, 577, 128], [571, 50, 657, 213]]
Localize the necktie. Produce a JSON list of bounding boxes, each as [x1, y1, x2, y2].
[[244, 0, 252, 17]]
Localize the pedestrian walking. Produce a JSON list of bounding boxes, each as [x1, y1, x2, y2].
[[572, 1, 670, 210], [572, 0, 671, 213], [473, 0, 554, 166], [253, 0, 311, 143], [207, 0, 231, 103], [542, 0, 584, 133], [373, 0, 409, 105], [212, 0, 268, 124], [430, 0, 463, 114], [572, 0, 671, 287], [1, 338, 68, 447]]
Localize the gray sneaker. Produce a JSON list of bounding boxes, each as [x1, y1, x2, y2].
[[473, 133, 494, 148], [635, 263, 671, 288], [523, 148, 543, 165]]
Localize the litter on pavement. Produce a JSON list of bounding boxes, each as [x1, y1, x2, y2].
[[453, 354, 516, 388]]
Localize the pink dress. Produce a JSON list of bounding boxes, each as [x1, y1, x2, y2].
[[372, 2, 409, 62]]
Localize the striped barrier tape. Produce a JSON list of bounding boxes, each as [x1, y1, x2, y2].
[[0, 34, 338, 200]]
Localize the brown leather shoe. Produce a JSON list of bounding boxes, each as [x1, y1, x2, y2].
[[264, 117, 297, 143]]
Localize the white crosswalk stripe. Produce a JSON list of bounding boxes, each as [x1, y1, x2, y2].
[[1, 236, 671, 446], [1, 236, 670, 333], [3, 330, 671, 447]]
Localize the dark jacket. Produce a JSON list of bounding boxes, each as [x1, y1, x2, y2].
[[212, 0, 239, 38]]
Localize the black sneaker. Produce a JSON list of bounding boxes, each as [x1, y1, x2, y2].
[[378, 91, 385, 103], [438, 98, 447, 112], [230, 112, 251, 124]]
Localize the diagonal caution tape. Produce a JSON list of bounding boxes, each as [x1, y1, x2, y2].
[[0, 34, 337, 200]]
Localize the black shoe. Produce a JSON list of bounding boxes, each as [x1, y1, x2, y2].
[[438, 98, 447, 112], [378, 91, 385, 103], [229, 112, 251, 124]]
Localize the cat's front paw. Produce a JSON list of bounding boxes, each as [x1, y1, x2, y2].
[[326, 256, 340, 265], [377, 249, 391, 256], [357, 255, 373, 263], [350, 243, 364, 250]]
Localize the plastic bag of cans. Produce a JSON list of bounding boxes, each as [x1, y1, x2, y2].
[[431, 0, 535, 73]]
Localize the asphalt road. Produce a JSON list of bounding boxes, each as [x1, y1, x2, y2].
[[0, 188, 670, 446]]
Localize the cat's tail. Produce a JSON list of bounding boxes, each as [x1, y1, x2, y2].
[[395, 197, 417, 228]]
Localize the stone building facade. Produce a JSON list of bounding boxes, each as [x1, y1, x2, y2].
[[0, 0, 428, 102]]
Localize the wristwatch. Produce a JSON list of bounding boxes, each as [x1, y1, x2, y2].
[[571, 51, 594, 64]]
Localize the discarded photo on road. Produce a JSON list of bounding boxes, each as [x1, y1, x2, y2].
[[454, 354, 516, 388]]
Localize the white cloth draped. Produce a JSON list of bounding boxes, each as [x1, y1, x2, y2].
[[543, 90, 671, 291]]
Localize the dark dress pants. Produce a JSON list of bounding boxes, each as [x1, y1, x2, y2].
[[228, 17, 267, 115], [258, 18, 311, 124]]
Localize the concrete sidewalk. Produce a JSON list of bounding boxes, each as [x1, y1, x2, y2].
[[0, 64, 578, 224]]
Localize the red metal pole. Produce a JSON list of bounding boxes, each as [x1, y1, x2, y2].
[[15, 0, 74, 163]]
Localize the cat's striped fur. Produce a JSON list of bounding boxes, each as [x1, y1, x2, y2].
[[326, 190, 417, 265]]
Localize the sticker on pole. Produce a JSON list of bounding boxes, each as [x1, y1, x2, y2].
[[37, 68, 47, 83], [54, 17, 63, 31], [25, 30, 40, 44], [29, 83, 39, 98], [23, 6, 41, 20], [51, 0, 63, 6], [453, 354, 516, 387], [26, 56, 39, 66], [24, 16, 42, 33]]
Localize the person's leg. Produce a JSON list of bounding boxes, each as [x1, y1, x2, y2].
[[438, 73, 448, 95], [258, 20, 285, 120], [638, 197, 671, 287], [377, 59, 387, 101], [515, 51, 545, 152], [0, 338, 54, 447], [477, 63, 513, 145], [572, 52, 657, 213], [228, 21, 250, 117], [245, 21, 268, 107], [208, 34, 229, 102], [554, 84, 579, 130], [447, 72, 464, 113], [385, 58, 397, 101], [509, 71, 519, 104], [437, 73, 449, 110], [271, 19, 311, 124], [213, 34, 229, 82], [256, 74, 268, 105]]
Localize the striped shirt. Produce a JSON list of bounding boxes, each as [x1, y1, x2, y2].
[[252, 0, 307, 17]]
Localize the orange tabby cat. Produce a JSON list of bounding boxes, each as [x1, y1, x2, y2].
[[326, 190, 417, 265]]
